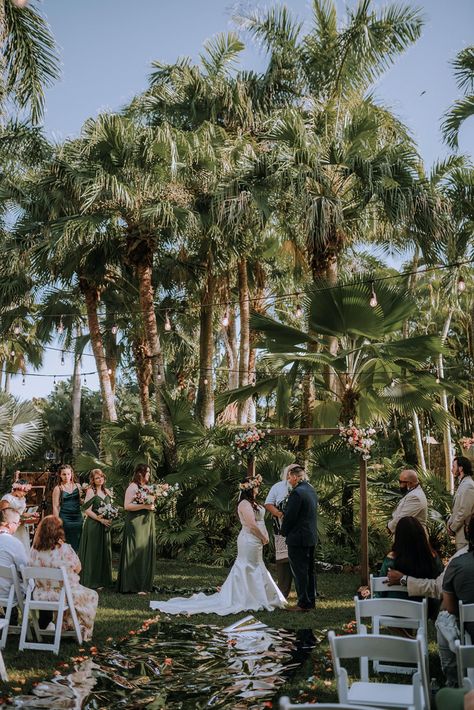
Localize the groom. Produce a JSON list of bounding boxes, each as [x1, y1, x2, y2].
[[280, 465, 317, 611]]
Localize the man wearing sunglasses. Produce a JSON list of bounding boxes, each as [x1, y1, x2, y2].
[[387, 469, 428, 534]]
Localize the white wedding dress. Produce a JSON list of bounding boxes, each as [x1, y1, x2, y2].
[[150, 501, 286, 615]]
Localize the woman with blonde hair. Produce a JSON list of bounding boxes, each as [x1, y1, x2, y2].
[[78, 469, 113, 589], [30, 515, 98, 641]]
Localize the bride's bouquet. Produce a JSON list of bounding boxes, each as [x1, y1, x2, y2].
[[97, 501, 120, 520]]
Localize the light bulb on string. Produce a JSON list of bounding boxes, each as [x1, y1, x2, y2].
[[436, 377, 440, 384], [22, 375, 26, 385], [295, 295, 303, 318], [157, 373, 162, 381], [222, 309, 229, 327], [458, 278, 466, 293], [60, 351, 65, 365], [53, 375, 56, 385], [83, 375, 87, 385], [57, 317, 64, 335], [10, 350, 15, 359], [107, 368, 112, 376], [369, 283, 378, 308], [164, 311, 172, 332], [111, 324, 118, 335], [298, 382, 303, 390], [13, 324, 21, 336]]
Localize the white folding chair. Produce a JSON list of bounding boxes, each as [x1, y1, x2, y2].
[[454, 640, 474, 690], [370, 574, 408, 597], [19, 566, 82, 654], [328, 630, 429, 710], [459, 602, 474, 644], [279, 700, 384, 710], [0, 564, 40, 649], [354, 595, 428, 675]]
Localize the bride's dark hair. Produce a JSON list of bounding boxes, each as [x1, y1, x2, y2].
[[238, 482, 259, 511]]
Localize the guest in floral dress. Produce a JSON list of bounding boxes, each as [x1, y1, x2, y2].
[[30, 515, 98, 641]]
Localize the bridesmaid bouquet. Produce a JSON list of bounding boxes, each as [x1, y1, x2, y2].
[[134, 482, 180, 506], [97, 502, 119, 520]]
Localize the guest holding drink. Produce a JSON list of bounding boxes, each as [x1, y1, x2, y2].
[[52, 464, 83, 551], [78, 469, 115, 590], [117, 464, 156, 594]]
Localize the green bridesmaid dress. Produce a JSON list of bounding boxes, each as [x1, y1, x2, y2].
[[59, 487, 83, 551], [117, 499, 156, 593], [78, 494, 113, 589]]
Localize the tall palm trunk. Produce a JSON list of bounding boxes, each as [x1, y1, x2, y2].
[[71, 332, 82, 461], [135, 261, 176, 468], [196, 267, 215, 428], [412, 412, 427, 473], [219, 304, 239, 424], [248, 267, 266, 424], [4, 371, 10, 394], [80, 281, 117, 422], [132, 335, 152, 424], [237, 258, 250, 425], [439, 308, 455, 491]]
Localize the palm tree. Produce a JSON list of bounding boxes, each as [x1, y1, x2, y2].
[[0, 392, 43, 475], [442, 46, 474, 150], [1, 0, 60, 123]]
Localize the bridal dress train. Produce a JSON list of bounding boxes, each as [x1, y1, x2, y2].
[[150, 501, 286, 615]]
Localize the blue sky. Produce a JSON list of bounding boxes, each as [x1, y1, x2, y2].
[[10, 0, 474, 398]]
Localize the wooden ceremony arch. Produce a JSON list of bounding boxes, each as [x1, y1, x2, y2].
[[245, 427, 369, 586]]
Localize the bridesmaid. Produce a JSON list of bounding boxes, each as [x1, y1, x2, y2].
[[52, 464, 83, 552], [78, 469, 113, 590], [117, 464, 156, 594]]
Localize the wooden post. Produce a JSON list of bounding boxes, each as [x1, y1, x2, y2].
[[359, 458, 369, 586], [247, 456, 255, 479]]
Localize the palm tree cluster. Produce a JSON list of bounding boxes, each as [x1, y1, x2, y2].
[[0, 0, 473, 485]]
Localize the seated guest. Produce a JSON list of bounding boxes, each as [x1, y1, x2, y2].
[[378, 516, 443, 611], [437, 516, 474, 687], [0, 501, 27, 624], [30, 515, 98, 641]]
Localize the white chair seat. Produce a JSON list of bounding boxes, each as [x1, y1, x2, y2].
[[348, 681, 415, 706]]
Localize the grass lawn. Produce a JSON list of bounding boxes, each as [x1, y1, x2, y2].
[[0, 560, 442, 705]]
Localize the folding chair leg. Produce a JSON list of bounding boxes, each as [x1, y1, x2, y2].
[[54, 606, 64, 655], [18, 598, 30, 651], [0, 649, 8, 681]]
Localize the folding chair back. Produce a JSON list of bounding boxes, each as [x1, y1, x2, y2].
[[459, 602, 474, 644], [455, 640, 474, 690], [279, 700, 384, 710], [0, 564, 40, 650], [369, 574, 407, 596], [354, 595, 427, 674], [19, 565, 82, 654], [328, 630, 429, 710]]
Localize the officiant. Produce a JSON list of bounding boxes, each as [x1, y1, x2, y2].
[[264, 464, 297, 598]]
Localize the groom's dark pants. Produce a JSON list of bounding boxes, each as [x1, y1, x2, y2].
[[287, 545, 316, 609]]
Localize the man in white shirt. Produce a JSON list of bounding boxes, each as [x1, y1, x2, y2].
[[447, 456, 474, 549], [264, 464, 295, 598], [387, 469, 428, 534]]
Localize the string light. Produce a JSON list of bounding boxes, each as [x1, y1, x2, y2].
[[298, 382, 303, 390], [57, 317, 64, 335], [53, 375, 56, 385], [222, 310, 229, 327], [458, 278, 466, 293], [83, 375, 87, 385], [22, 375, 25, 385], [111, 325, 118, 335], [61, 351, 65, 365], [107, 368, 112, 375], [369, 283, 378, 308], [10, 350, 15, 359], [295, 294, 303, 318], [203, 377, 209, 385], [164, 312, 172, 332], [13, 324, 21, 335]]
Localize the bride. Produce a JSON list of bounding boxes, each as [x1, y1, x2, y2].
[[150, 474, 286, 615]]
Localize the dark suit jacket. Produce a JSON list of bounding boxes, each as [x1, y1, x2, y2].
[[280, 480, 317, 547]]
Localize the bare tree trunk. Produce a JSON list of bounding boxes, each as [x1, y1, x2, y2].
[[439, 308, 454, 491], [132, 336, 152, 424], [71, 334, 82, 461], [196, 268, 215, 428], [412, 412, 427, 473], [219, 304, 239, 424], [135, 262, 176, 468], [237, 258, 250, 425], [81, 281, 117, 422]]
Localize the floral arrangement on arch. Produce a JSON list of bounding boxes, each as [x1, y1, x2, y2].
[[232, 428, 266, 459], [339, 421, 376, 461], [460, 436, 474, 451]]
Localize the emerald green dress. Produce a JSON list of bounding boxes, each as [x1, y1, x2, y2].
[[117, 487, 156, 593], [78, 494, 113, 589], [59, 486, 83, 552]]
